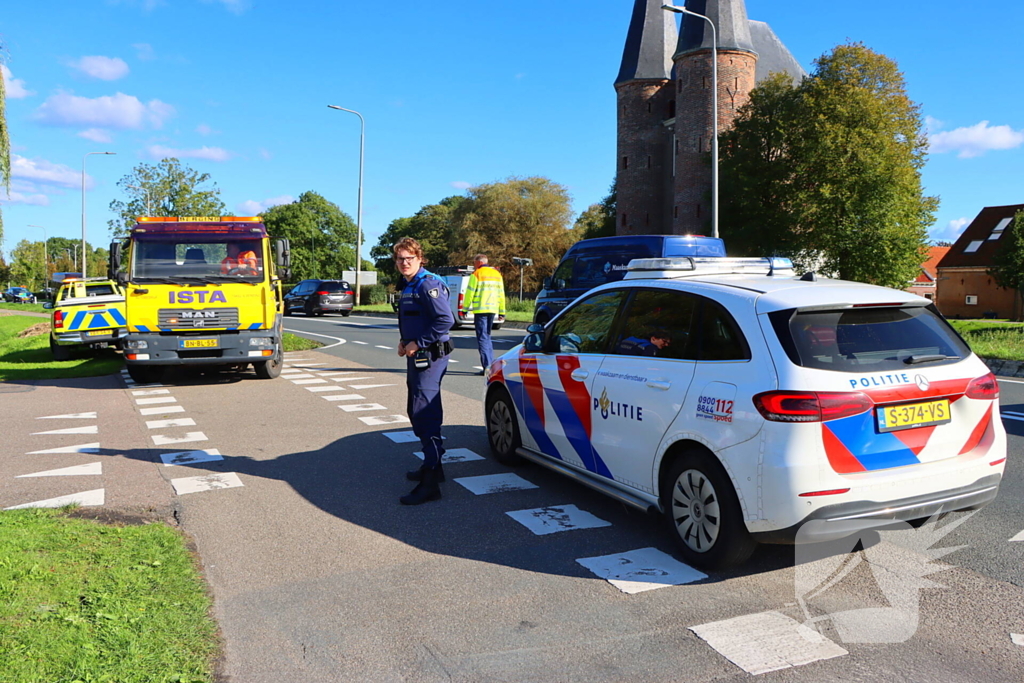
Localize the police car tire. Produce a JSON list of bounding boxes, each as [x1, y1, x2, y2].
[[662, 450, 756, 570], [486, 388, 523, 465], [49, 336, 73, 361]]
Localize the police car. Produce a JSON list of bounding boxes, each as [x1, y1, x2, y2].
[[483, 257, 1006, 569]]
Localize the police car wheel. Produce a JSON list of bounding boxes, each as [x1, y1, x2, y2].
[[486, 388, 522, 465], [663, 451, 756, 570]]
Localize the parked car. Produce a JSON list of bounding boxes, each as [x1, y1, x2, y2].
[[533, 234, 726, 324], [283, 279, 354, 316], [485, 256, 1005, 569], [3, 286, 37, 304]]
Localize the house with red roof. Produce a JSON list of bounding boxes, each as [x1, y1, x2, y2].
[[908, 245, 950, 301]]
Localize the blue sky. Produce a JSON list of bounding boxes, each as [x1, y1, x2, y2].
[[2, 0, 1022, 261]]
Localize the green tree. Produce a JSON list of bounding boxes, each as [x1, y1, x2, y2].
[[721, 43, 936, 287], [573, 180, 617, 241], [370, 196, 465, 286], [10, 239, 45, 290], [0, 50, 11, 241], [261, 191, 357, 281], [989, 210, 1024, 321], [107, 158, 227, 238]]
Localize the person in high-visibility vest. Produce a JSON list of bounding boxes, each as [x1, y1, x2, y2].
[[220, 242, 259, 276], [464, 254, 506, 375]]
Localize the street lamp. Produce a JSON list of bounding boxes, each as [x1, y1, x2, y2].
[[662, 4, 718, 239], [511, 257, 533, 301], [127, 184, 152, 215], [82, 151, 117, 278], [29, 224, 47, 283], [327, 105, 364, 305]]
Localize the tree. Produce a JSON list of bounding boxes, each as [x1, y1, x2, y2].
[[573, 181, 617, 241], [261, 191, 357, 282], [452, 177, 575, 293], [10, 239, 45, 290], [720, 43, 936, 287], [989, 210, 1024, 321], [107, 158, 227, 238], [0, 49, 11, 241], [370, 196, 465, 286]]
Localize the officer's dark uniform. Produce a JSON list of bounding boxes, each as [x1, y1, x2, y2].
[[617, 336, 660, 357], [398, 267, 454, 501]]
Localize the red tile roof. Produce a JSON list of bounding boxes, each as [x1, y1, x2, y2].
[[915, 246, 950, 283]]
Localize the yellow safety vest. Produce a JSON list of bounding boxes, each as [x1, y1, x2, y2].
[[465, 265, 506, 315]]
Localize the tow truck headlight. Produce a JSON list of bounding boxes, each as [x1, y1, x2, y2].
[[125, 339, 148, 350], [249, 337, 273, 346]]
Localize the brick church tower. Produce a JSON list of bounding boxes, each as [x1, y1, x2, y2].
[[616, 0, 804, 236]]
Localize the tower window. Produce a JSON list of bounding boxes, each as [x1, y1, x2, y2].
[[647, 155, 651, 169], [645, 213, 650, 226], [647, 101, 652, 113], [622, 156, 629, 170], [622, 213, 628, 227], [674, 205, 679, 218]]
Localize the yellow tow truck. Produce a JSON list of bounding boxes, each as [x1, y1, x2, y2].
[[45, 276, 128, 361], [109, 216, 291, 384]]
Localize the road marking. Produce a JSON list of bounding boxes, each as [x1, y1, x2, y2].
[[1012, 633, 1024, 647], [160, 449, 223, 466], [32, 425, 98, 436], [132, 388, 171, 396], [136, 396, 178, 405], [998, 378, 1024, 384], [291, 362, 328, 367], [383, 431, 446, 443], [17, 462, 102, 478], [330, 376, 372, 382], [306, 385, 348, 392], [352, 340, 368, 345], [283, 327, 347, 350], [146, 418, 197, 429], [140, 405, 186, 416], [282, 372, 315, 379], [358, 415, 410, 425], [5, 489, 105, 510], [449, 359, 459, 363], [1010, 529, 1024, 542], [292, 378, 328, 385], [318, 371, 365, 377], [152, 432, 208, 446], [170, 472, 244, 495], [473, 366, 484, 371], [576, 547, 708, 594], [338, 403, 388, 412], [349, 383, 397, 390], [413, 448, 484, 464], [455, 473, 538, 495], [36, 412, 97, 420], [507, 504, 611, 536], [26, 443, 100, 454], [689, 611, 848, 675], [375, 345, 392, 350], [322, 394, 366, 402]]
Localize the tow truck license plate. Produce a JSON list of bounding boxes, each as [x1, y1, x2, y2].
[[877, 399, 951, 433], [180, 338, 218, 349]]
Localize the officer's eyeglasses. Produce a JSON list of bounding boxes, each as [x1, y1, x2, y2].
[[394, 256, 418, 263]]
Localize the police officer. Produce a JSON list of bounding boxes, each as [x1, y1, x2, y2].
[[394, 237, 454, 505]]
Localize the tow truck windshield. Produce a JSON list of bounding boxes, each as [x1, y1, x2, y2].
[[132, 239, 264, 282]]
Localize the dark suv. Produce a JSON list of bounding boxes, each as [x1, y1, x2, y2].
[[284, 279, 354, 316]]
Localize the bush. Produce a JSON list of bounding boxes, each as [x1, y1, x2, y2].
[[365, 284, 389, 305], [506, 297, 536, 313]]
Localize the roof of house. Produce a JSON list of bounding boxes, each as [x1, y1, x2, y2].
[[616, 0, 679, 84], [915, 246, 951, 283], [937, 204, 1024, 269]]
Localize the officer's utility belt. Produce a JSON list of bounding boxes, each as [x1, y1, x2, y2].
[[427, 340, 453, 359]]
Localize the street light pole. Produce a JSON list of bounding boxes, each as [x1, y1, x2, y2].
[[662, 4, 718, 239], [82, 151, 117, 278], [327, 105, 364, 305], [29, 224, 47, 283], [127, 184, 152, 215]]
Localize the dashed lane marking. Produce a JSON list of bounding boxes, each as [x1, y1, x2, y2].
[[322, 394, 366, 402], [282, 373, 316, 379], [1012, 634, 1024, 647], [151, 432, 208, 446], [140, 405, 186, 416], [449, 359, 459, 363], [318, 371, 368, 377], [412, 448, 485, 464], [170, 472, 244, 495], [17, 463, 103, 478], [306, 385, 349, 392], [330, 376, 372, 382], [349, 383, 397, 390], [473, 366, 484, 371], [132, 388, 171, 396], [576, 547, 708, 595], [337, 403, 388, 412], [292, 379, 328, 385], [160, 449, 223, 466], [358, 415, 410, 426], [5, 489, 105, 510], [506, 504, 612, 536], [26, 443, 100, 455], [36, 412, 97, 420], [375, 345, 392, 350], [455, 473, 539, 495], [146, 418, 197, 429], [136, 397, 178, 405], [32, 425, 98, 436], [353, 341, 368, 345], [689, 611, 848, 675]]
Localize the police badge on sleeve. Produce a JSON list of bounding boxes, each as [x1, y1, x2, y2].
[[428, 288, 440, 298]]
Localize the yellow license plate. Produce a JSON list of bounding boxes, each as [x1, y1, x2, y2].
[[180, 339, 218, 349], [877, 399, 951, 432], [85, 330, 112, 337]]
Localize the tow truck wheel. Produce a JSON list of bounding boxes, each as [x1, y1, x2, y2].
[[662, 449, 757, 570], [49, 336, 73, 361], [254, 343, 283, 379], [485, 387, 522, 465], [126, 364, 164, 384]]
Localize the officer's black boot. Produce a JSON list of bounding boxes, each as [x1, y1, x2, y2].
[[405, 463, 446, 482], [400, 467, 442, 505]]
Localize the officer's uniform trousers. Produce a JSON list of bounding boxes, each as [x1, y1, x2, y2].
[[406, 353, 448, 469]]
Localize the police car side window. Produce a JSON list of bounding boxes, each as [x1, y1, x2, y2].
[[612, 289, 698, 360], [549, 290, 627, 354], [697, 299, 750, 361]]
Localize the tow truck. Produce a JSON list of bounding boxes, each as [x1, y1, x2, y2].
[[109, 216, 291, 384]]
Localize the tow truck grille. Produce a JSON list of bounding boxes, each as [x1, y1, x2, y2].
[[158, 308, 240, 329]]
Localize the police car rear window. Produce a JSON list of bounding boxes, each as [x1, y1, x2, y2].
[[769, 306, 970, 373]]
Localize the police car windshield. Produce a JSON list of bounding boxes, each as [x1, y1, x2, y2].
[[132, 239, 264, 282], [770, 305, 971, 373]]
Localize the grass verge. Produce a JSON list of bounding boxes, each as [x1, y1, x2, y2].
[[282, 331, 323, 351], [949, 320, 1024, 361], [0, 508, 217, 683], [0, 302, 48, 314], [0, 316, 122, 382]]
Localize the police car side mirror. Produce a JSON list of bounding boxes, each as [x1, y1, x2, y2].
[[554, 278, 567, 291], [524, 332, 544, 353], [526, 323, 544, 334]]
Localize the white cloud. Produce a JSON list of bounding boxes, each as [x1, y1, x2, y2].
[[1, 65, 34, 98], [133, 43, 156, 61], [146, 144, 232, 162], [33, 91, 175, 130], [0, 189, 50, 206], [931, 216, 971, 243], [196, 123, 218, 136], [450, 181, 472, 190], [202, 0, 250, 14], [78, 128, 114, 143], [11, 154, 86, 189], [928, 120, 1024, 158], [70, 56, 130, 81], [237, 196, 294, 215]]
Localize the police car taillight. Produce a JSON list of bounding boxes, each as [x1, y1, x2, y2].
[[54, 310, 65, 329], [965, 373, 999, 400], [754, 391, 873, 422]]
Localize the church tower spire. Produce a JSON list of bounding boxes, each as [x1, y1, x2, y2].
[[615, 0, 678, 235]]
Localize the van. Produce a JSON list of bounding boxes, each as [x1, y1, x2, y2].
[[532, 235, 726, 324]]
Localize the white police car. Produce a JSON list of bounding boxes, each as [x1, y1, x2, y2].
[[484, 257, 1006, 569]]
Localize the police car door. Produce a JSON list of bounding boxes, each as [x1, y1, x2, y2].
[[521, 289, 628, 475], [588, 288, 698, 492]]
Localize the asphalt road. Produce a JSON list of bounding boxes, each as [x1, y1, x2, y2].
[[1, 319, 1022, 682]]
